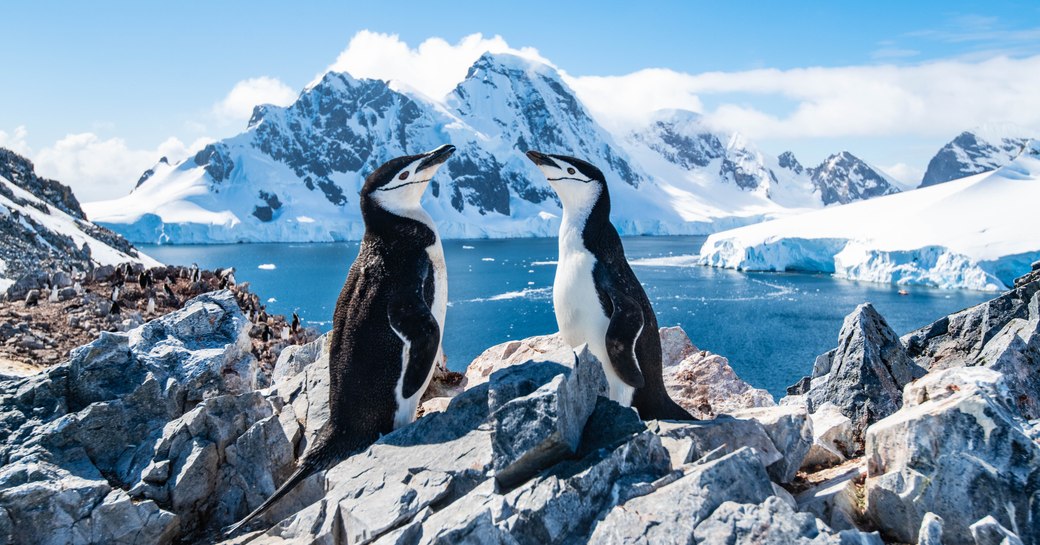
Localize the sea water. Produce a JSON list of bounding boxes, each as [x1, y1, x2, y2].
[[144, 237, 992, 398]]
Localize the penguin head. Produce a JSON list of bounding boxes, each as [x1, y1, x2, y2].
[[363, 144, 456, 213], [525, 151, 606, 211]]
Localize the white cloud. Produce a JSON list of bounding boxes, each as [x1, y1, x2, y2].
[[566, 55, 1040, 143], [0, 126, 32, 156], [213, 76, 297, 122], [880, 162, 925, 189], [316, 31, 551, 100], [4, 128, 213, 203]]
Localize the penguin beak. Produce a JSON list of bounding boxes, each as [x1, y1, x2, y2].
[[416, 144, 456, 175], [525, 150, 558, 169]]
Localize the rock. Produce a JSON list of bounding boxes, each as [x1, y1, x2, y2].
[[588, 448, 774, 543], [488, 346, 607, 489], [795, 463, 864, 532], [658, 325, 697, 367], [801, 303, 925, 448], [864, 367, 1040, 544], [904, 268, 1040, 418], [801, 403, 856, 469], [917, 512, 944, 545], [727, 404, 813, 483], [463, 333, 574, 389], [271, 333, 326, 383], [969, 516, 1024, 545], [0, 291, 260, 544], [693, 496, 883, 545], [648, 417, 782, 477], [663, 347, 775, 419]]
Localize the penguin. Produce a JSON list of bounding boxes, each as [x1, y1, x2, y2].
[[260, 324, 271, 343], [162, 281, 179, 307], [279, 326, 290, 341], [525, 150, 693, 421], [290, 312, 300, 334], [138, 270, 152, 290], [48, 284, 59, 303], [224, 144, 456, 536]]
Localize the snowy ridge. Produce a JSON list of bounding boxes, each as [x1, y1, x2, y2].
[[697, 141, 1040, 290], [85, 53, 899, 244], [920, 124, 1035, 188], [0, 150, 159, 289]]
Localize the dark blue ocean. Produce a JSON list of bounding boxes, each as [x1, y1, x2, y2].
[[143, 237, 991, 398]]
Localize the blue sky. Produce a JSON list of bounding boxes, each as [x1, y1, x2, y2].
[[2, 1, 1039, 200]]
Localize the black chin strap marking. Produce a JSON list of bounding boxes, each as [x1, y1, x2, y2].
[[546, 176, 594, 183], [378, 178, 432, 192]]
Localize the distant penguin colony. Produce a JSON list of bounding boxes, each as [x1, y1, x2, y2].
[[225, 144, 457, 535], [526, 150, 693, 420]]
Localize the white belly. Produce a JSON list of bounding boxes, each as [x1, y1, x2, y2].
[[392, 235, 447, 429], [554, 228, 635, 406]]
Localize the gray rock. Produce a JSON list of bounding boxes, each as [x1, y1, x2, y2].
[[804, 303, 925, 448], [795, 464, 864, 532], [648, 416, 782, 475], [864, 367, 1040, 544], [588, 447, 774, 544], [271, 333, 326, 383], [969, 516, 1024, 545], [489, 346, 607, 489], [0, 291, 259, 544], [801, 403, 856, 469], [904, 268, 1040, 418], [727, 404, 813, 483], [694, 496, 883, 544], [918, 512, 944, 545]]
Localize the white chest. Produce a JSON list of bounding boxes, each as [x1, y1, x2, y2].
[[554, 225, 609, 348]]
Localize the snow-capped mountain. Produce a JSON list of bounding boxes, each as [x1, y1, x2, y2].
[[920, 125, 1035, 188], [0, 148, 158, 292], [697, 140, 1040, 291], [621, 110, 899, 209], [86, 53, 898, 244], [808, 151, 901, 205]]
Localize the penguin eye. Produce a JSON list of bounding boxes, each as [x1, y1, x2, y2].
[[567, 168, 576, 175], [398, 171, 410, 181]]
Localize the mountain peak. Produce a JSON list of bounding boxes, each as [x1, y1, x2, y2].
[[0, 147, 86, 220], [810, 151, 899, 205], [920, 125, 1035, 188]]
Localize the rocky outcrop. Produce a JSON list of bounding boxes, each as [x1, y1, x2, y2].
[[863, 366, 1040, 544], [0, 291, 264, 544], [789, 303, 925, 451], [904, 264, 1040, 418], [465, 328, 774, 420], [2, 304, 885, 544]]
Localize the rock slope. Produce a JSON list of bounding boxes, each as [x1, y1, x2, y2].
[[3, 264, 1040, 544], [0, 148, 157, 292]]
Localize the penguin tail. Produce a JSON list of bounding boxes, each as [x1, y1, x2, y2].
[[222, 440, 337, 538]]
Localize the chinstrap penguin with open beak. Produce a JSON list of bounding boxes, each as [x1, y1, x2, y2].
[[224, 144, 457, 535]]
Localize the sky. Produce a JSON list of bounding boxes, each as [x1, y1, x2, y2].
[[1, 0, 1039, 201]]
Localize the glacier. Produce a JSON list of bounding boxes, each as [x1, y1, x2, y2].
[[84, 53, 898, 244], [696, 141, 1040, 291]]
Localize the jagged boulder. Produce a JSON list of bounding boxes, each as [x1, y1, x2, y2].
[[795, 303, 924, 448], [864, 367, 1039, 544], [727, 404, 813, 483], [0, 290, 259, 544], [905, 267, 1040, 419]]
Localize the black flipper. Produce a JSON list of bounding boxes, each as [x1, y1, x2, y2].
[[388, 291, 441, 400], [604, 290, 647, 388]]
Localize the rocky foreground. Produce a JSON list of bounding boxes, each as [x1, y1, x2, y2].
[[1, 265, 1039, 544]]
